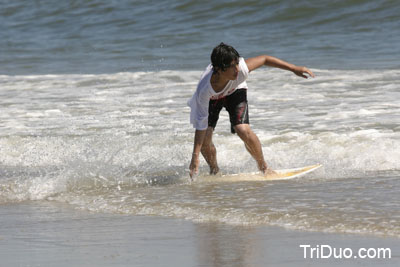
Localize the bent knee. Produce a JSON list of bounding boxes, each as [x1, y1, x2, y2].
[[234, 124, 252, 139]]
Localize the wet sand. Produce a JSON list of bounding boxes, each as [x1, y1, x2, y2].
[[0, 201, 398, 267]]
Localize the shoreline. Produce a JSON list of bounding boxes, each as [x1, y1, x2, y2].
[[0, 201, 398, 267]]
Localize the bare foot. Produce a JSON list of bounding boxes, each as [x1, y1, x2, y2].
[[264, 168, 278, 178], [210, 166, 219, 175]]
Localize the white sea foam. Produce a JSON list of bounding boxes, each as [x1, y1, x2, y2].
[[0, 69, 399, 237]]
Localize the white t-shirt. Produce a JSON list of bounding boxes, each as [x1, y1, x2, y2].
[[187, 57, 249, 130]]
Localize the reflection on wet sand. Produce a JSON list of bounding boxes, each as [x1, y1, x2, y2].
[[195, 223, 261, 267]]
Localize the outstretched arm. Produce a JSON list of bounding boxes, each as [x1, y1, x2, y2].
[[245, 55, 315, 78]]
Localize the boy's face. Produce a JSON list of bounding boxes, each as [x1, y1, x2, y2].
[[220, 59, 239, 80]]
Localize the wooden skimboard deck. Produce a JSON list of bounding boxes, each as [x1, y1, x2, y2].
[[196, 164, 322, 183]]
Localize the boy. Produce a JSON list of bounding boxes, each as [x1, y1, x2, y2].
[[188, 43, 314, 178]]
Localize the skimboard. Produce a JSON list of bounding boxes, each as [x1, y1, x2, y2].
[[196, 164, 322, 183]]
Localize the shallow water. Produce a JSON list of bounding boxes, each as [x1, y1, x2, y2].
[[1, 68, 399, 237], [2, 202, 398, 266]]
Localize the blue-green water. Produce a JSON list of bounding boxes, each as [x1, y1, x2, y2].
[[1, 0, 400, 74]]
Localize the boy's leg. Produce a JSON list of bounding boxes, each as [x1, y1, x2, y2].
[[234, 124, 270, 173], [201, 126, 220, 174], [225, 89, 274, 174]]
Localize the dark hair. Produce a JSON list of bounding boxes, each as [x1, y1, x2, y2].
[[211, 42, 240, 73]]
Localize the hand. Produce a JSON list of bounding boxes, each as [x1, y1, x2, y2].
[[189, 154, 200, 180], [293, 66, 315, 79]]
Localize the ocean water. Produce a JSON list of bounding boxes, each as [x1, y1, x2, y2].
[[1, 0, 400, 74], [1, 0, 400, 238]]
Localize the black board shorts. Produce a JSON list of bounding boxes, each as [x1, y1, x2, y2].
[[208, 88, 249, 134]]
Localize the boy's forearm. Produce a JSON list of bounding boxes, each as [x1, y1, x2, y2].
[[263, 55, 296, 72], [189, 129, 206, 178]]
